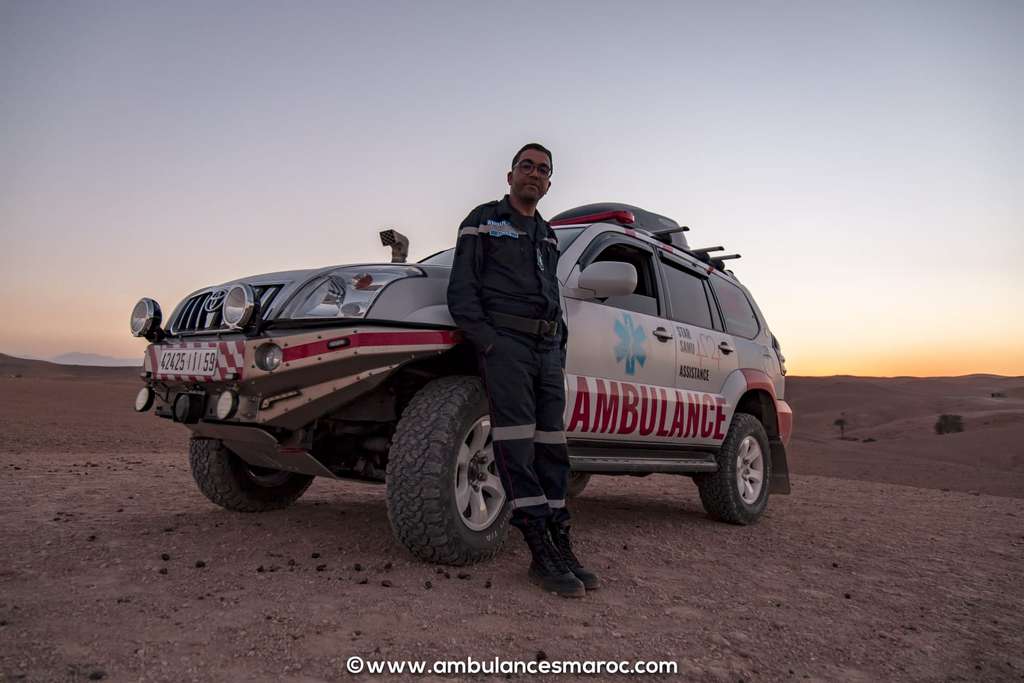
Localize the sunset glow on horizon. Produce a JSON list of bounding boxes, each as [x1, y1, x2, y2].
[[2, 1, 1021, 377]]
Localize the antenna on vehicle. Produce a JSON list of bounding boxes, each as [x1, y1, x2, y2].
[[379, 229, 409, 264]]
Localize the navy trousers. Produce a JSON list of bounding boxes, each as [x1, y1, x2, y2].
[[477, 332, 570, 530]]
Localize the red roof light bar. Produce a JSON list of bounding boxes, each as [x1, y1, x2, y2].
[[550, 210, 636, 227]]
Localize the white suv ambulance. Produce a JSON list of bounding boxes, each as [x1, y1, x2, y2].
[[130, 202, 792, 566]]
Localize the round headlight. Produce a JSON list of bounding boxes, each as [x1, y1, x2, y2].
[[255, 343, 283, 371], [216, 390, 239, 420], [222, 284, 256, 329], [130, 298, 162, 337], [134, 386, 154, 412]]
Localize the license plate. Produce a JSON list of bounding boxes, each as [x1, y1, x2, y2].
[[158, 348, 219, 377]]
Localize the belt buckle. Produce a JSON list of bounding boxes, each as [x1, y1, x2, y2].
[[540, 320, 557, 337]]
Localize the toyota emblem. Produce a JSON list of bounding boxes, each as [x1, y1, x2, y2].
[[203, 289, 227, 313]]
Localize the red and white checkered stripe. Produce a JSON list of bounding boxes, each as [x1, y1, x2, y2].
[[217, 340, 245, 379], [148, 340, 245, 382]]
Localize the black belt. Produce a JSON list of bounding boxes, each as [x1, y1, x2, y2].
[[491, 312, 560, 338]]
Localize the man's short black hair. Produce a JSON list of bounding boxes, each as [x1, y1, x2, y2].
[[511, 143, 553, 170]]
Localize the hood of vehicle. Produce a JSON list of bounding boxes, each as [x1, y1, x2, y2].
[[165, 262, 452, 335]]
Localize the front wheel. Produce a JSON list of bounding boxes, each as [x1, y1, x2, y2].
[[386, 376, 511, 566], [694, 413, 772, 525], [188, 438, 314, 512]]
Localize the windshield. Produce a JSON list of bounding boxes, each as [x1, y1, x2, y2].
[[418, 227, 586, 266]]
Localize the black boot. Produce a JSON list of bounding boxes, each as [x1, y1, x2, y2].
[[521, 520, 586, 598], [548, 522, 600, 591]]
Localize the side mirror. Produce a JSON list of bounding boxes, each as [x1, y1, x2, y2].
[[577, 261, 637, 298]]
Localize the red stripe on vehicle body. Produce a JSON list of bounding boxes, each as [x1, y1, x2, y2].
[[282, 330, 459, 363], [741, 368, 794, 443], [776, 400, 793, 445], [740, 368, 777, 399]]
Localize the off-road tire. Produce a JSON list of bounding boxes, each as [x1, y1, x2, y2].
[[188, 438, 314, 512], [386, 376, 511, 566], [566, 472, 591, 498], [694, 413, 772, 525]]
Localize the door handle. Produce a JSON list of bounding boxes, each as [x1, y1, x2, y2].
[[653, 327, 673, 342], [718, 341, 735, 354]]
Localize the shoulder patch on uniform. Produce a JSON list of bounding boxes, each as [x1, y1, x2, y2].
[[481, 218, 519, 238]]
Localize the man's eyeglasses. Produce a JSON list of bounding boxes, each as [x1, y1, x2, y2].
[[514, 159, 553, 178]]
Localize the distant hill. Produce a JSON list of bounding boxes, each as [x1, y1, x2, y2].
[[51, 352, 141, 367], [0, 353, 139, 380]]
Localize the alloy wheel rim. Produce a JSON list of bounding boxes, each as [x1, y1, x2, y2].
[[735, 435, 765, 504], [453, 417, 505, 531]]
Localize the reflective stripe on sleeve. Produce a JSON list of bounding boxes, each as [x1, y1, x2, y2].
[[534, 430, 566, 444], [492, 423, 536, 441], [512, 495, 549, 509], [547, 498, 566, 509], [543, 236, 558, 246], [458, 227, 480, 238]]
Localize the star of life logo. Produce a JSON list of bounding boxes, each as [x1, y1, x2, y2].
[[613, 313, 647, 375]]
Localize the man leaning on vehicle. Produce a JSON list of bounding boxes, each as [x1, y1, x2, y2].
[[446, 143, 599, 598]]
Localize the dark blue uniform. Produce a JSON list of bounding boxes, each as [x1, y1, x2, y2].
[[447, 195, 570, 530]]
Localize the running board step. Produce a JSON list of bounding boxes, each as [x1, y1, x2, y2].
[[568, 452, 718, 474]]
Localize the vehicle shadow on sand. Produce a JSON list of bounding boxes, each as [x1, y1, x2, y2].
[[130, 476, 720, 566]]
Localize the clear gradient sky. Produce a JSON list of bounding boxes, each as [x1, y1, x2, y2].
[[2, 1, 1021, 376]]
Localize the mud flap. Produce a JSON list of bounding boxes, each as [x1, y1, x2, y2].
[[769, 438, 791, 494]]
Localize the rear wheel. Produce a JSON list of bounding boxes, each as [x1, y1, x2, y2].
[[386, 376, 511, 566], [188, 438, 314, 512], [695, 413, 771, 525]]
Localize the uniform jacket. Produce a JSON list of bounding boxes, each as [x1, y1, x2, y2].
[[447, 195, 568, 353]]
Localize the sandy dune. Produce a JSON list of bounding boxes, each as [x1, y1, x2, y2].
[[0, 357, 1022, 681], [786, 374, 1024, 498]]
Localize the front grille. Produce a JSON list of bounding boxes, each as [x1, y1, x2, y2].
[[170, 285, 283, 335]]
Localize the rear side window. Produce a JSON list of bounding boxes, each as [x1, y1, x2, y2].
[[709, 277, 760, 339], [660, 258, 713, 328]]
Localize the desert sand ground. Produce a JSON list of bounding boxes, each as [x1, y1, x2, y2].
[[1, 355, 1022, 682]]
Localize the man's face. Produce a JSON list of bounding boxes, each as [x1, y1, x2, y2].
[[507, 149, 552, 204]]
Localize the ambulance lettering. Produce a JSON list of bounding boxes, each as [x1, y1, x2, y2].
[[567, 376, 728, 440]]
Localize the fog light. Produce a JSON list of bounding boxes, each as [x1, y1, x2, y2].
[[173, 393, 205, 424], [134, 386, 154, 412], [255, 343, 283, 371], [216, 390, 239, 420]]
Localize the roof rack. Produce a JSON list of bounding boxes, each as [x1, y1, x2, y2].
[[709, 254, 741, 270], [550, 203, 743, 276]]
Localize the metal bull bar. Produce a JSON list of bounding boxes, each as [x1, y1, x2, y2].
[[190, 423, 337, 478]]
